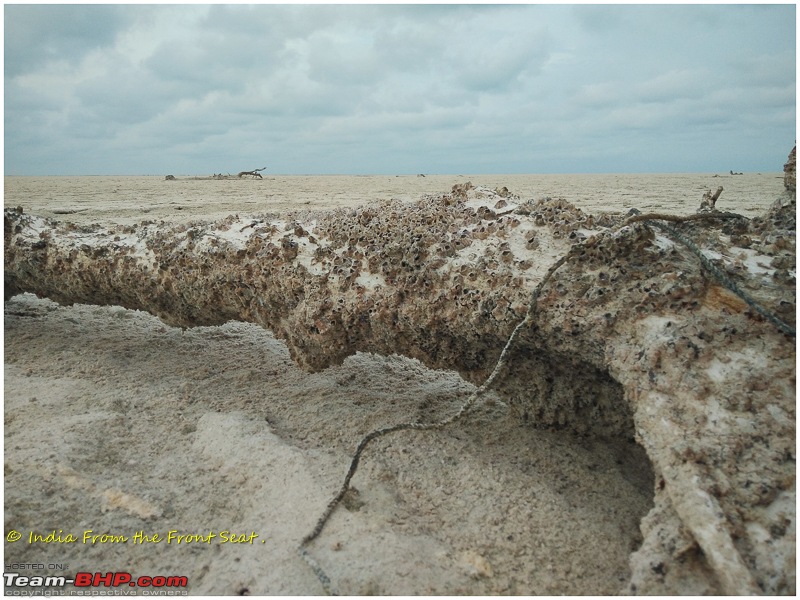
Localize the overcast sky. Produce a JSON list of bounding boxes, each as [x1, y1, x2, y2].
[[4, 3, 796, 176]]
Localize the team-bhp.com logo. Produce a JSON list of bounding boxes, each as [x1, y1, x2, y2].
[[4, 572, 188, 594]]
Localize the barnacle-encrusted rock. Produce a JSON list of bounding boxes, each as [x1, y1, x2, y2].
[[4, 184, 795, 595], [784, 146, 796, 193]]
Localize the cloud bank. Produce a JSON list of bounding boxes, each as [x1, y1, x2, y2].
[[4, 4, 796, 175]]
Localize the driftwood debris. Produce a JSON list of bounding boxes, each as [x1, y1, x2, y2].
[[699, 186, 724, 211], [51, 208, 89, 215], [4, 182, 796, 594], [164, 170, 267, 181], [237, 167, 267, 179]]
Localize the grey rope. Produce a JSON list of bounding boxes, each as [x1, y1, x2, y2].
[[297, 253, 571, 594], [298, 208, 794, 594], [625, 210, 795, 337]]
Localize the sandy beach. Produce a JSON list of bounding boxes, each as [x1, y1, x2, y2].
[[4, 172, 784, 227], [3, 173, 788, 594]]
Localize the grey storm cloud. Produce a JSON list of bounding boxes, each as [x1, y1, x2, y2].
[[4, 4, 796, 175], [4, 4, 132, 77]]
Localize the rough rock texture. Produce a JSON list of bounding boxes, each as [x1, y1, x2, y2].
[[4, 184, 796, 595], [785, 146, 796, 193]]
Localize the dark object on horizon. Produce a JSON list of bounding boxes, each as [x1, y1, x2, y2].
[[729, 170, 743, 175], [165, 175, 176, 181], [238, 167, 267, 179]]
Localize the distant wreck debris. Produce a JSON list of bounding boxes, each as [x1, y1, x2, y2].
[[164, 168, 268, 181], [4, 151, 796, 594], [237, 167, 267, 179]]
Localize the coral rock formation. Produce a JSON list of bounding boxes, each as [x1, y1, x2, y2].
[[4, 182, 796, 595], [785, 146, 796, 193]]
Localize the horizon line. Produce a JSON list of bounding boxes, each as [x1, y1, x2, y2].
[[4, 170, 784, 178]]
